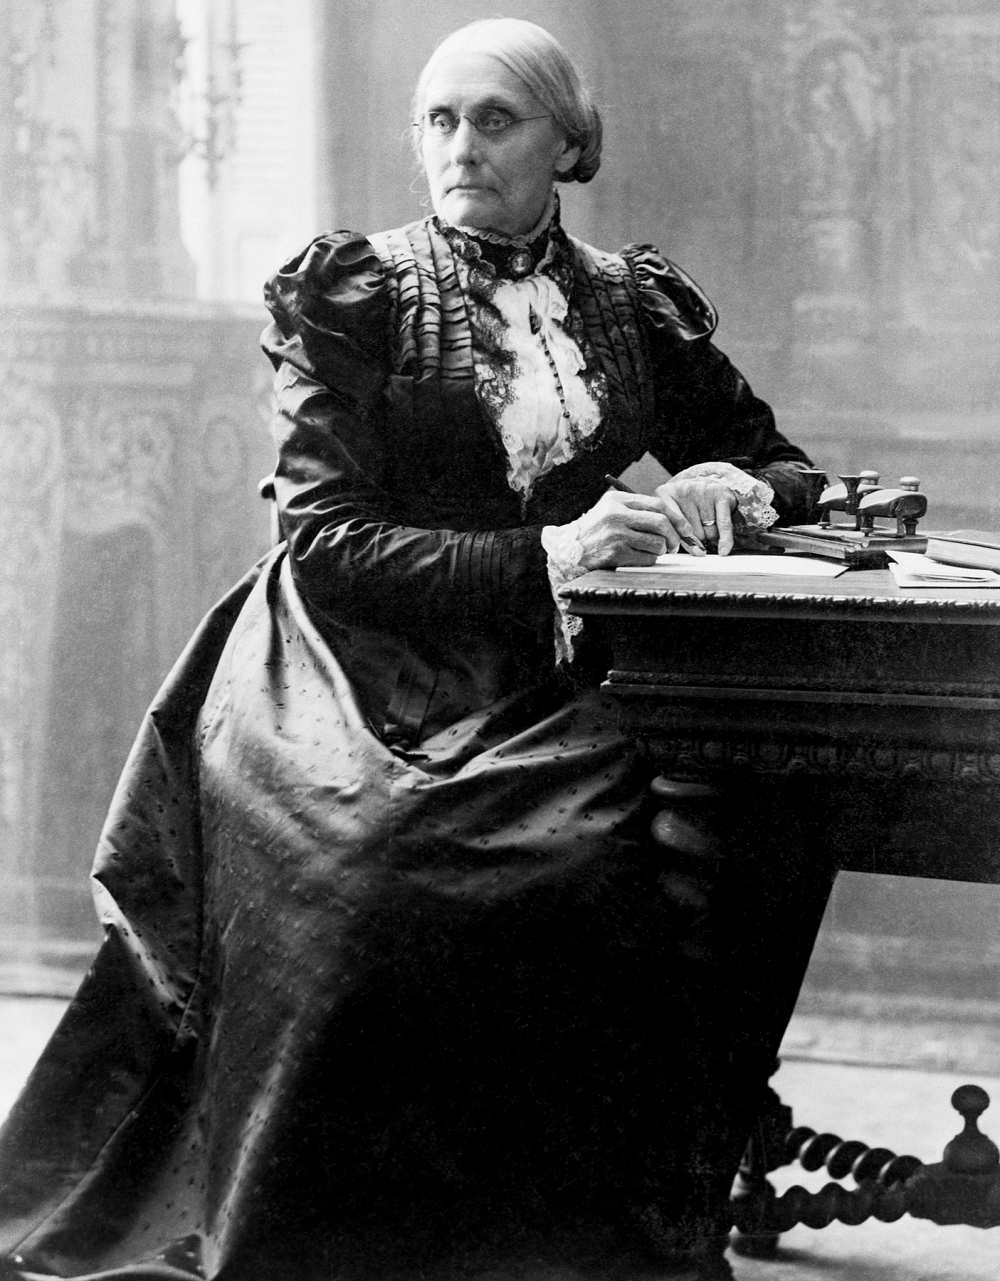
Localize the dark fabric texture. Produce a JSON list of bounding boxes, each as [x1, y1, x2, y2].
[[263, 215, 813, 743], [0, 217, 829, 1281]]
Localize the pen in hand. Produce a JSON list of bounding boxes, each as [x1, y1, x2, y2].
[[603, 473, 705, 553]]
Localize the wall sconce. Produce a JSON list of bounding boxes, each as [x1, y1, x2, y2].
[[170, 0, 244, 189]]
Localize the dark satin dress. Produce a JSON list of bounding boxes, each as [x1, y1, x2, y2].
[[0, 214, 832, 1281]]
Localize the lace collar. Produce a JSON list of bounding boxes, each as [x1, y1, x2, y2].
[[436, 192, 573, 286]]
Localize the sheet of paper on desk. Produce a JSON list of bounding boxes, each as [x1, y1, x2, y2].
[[887, 549, 1000, 588], [615, 553, 848, 576]]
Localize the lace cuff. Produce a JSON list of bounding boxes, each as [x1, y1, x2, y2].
[[541, 522, 587, 662], [669, 461, 779, 529]]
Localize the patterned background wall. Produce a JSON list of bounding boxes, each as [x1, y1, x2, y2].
[[0, 0, 997, 986], [0, 0, 274, 973]]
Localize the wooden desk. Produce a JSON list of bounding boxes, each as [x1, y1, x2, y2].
[[566, 565, 1000, 880], [563, 564, 1000, 1245]]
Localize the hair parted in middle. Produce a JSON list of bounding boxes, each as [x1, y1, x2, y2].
[[411, 17, 603, 184]]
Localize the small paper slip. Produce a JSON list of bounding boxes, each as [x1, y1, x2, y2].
[[887, 549, 1000, 588], [616, 553, 847, 577]]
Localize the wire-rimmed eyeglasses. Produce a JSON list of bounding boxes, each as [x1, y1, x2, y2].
[[412, 109, 553, 140]]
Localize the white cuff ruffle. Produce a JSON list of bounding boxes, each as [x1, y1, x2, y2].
[[668, 461, 778, 529], [541, 522, 587, 663]]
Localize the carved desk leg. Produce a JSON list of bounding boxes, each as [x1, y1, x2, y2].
[[905, 1085, 1000, 1227], [729, 1072, 793, 1258], [644, 774, 741, 1266], [645, 772, 837, 1259]]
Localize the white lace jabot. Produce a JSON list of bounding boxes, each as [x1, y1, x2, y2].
[[470, 272, 604, 501]]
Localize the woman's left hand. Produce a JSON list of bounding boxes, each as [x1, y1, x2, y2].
[[654, 477, 738, 554]]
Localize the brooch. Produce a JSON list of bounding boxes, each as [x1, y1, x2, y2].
[[508, 248, 533, 278]]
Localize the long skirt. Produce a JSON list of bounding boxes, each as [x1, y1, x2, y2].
[[0, 550, 834, 1280]]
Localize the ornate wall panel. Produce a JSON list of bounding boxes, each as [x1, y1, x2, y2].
[[0, 309, 272, 960], [2, 0, 195, 300], [889, 10, 1000, 406], [0, 379, 64, 944], [782, 3, 889, 382], [0, 2, 276, 968]]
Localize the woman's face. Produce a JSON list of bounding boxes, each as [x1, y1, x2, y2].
[[418, 50, 580, 236]]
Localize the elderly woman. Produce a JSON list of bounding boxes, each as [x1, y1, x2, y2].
[[0, 19, 833, 1281]]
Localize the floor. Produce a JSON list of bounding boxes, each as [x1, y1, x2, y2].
[[1, 997, 998, 1280]]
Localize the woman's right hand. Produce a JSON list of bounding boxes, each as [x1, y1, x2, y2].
[[571, 490, 702, 569]]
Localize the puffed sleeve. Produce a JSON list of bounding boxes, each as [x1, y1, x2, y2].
[[261, 233, 549, 634], [623, 244, 816, 523]]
